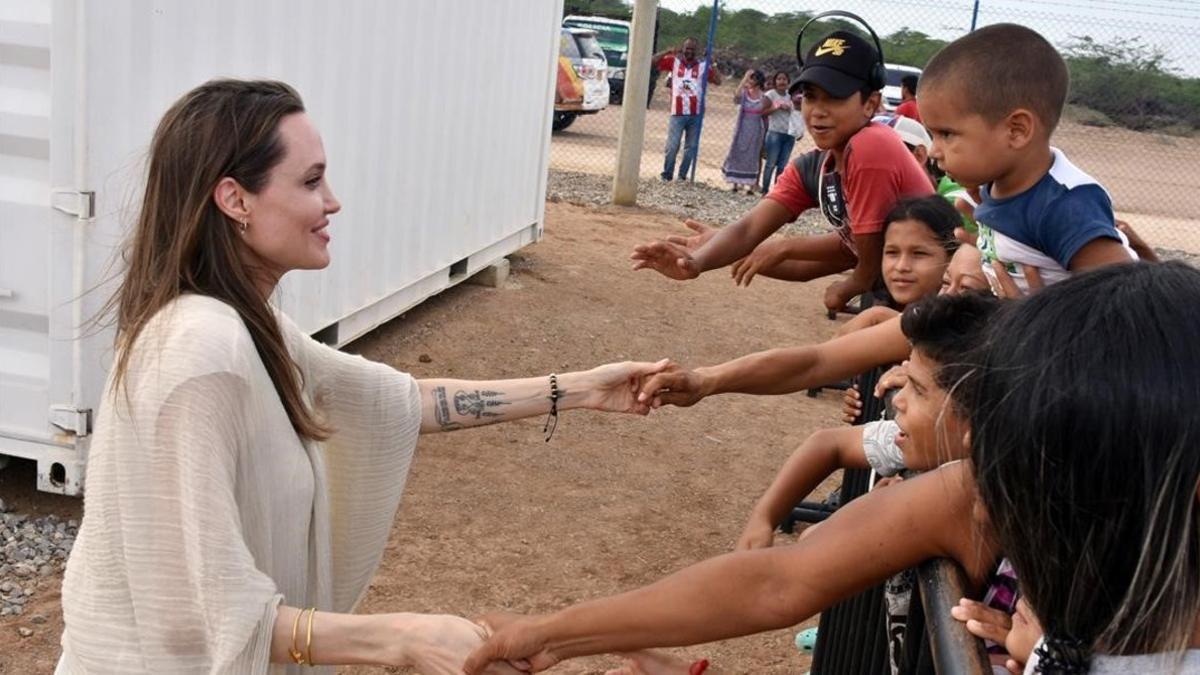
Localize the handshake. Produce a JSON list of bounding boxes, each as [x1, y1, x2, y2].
[[396, 612, 681, 675], [582, 359, 716, 414]]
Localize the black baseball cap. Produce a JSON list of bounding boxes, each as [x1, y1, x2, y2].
[[796, 30, 879, 98]]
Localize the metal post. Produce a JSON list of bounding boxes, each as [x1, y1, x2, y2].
[[970, 0, 981, 31], [612, 0, 659, 206], [688, 0, 721, 182]]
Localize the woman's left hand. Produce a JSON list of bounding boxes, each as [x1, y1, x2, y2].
[[582, 359, 672, 414]]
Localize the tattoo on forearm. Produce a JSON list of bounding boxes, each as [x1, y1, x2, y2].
[[454, 390, 510, 419], [433, 387, 462, 431]]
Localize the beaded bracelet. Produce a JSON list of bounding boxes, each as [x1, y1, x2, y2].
[[543, 373, 560, 442]]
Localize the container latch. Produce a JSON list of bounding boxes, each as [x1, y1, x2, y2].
[[50, 405, 92, 437], [50, 189, 95, 219]]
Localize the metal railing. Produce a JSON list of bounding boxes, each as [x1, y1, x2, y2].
[[786, 366, 992, 675]]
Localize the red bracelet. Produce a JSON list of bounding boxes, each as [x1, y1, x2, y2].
[[689, 658, 710, 675]]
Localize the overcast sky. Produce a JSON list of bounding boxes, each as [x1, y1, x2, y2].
[[656, 0, 1200, 76]]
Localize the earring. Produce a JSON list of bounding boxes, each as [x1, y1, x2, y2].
[[239, 220, 248, 233]]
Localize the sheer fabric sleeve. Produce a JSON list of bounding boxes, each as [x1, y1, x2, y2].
[[279, 315, 422, 612], [64, 370, 284, 674]]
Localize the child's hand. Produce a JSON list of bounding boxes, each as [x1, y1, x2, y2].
[[730, 238, 791, 287], [841, 385, 863, 423], [631, 240, 702, 280], [822, 279, 858, 313], [1006, 598, 1043, 673], [951, 597, 1028, 673], [950, 598, 1012, 645], [991, 262, 1044, 299], [734, 516, 775, 551], [665, 219, 717, 253], [954, 226, 979, 247], [1115, 219, 1160, 262], [873, 363, 908, 399]]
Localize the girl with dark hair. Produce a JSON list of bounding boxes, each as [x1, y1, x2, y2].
[[969, 261, 1200, 674], [57, 79, 666, 674], [835, 195, 961, 340], [878, 195, 961, 302]]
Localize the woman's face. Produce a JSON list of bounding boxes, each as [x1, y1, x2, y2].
[[241, 112, 341, 282], [882, 219, 950, 306], [801, 84, 877, 151], [942, 244, 991, 295]]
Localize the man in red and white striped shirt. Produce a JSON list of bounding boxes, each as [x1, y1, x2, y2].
[[654, 38, 723, 181]]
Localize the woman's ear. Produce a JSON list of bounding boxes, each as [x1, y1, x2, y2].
[[213, 177, 251, 224]]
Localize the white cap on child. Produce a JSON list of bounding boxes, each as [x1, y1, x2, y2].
[[887, 115, 933, 151]]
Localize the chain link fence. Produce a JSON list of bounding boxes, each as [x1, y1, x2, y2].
[[551, 0, 1200, 258]]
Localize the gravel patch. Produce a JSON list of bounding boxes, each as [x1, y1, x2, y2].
[[548, 169, 1197, 267], [0, 505, 76, 617], [548, 169, 829, 236]]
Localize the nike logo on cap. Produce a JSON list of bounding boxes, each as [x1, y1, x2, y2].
[[814, 38, 848, 57]]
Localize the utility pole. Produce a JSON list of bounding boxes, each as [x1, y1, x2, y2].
[[612, 0, 658, 206]]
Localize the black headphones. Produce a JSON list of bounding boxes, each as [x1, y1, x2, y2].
[[795, 10, 886, 92]]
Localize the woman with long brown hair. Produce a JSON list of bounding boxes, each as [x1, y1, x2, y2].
[[57, 79, 666, 674]]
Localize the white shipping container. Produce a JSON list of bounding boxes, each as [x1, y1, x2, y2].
[[0, 0, 564, 494]]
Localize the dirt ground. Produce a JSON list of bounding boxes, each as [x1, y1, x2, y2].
[[550, 86, 1200, 254], [0, 201, 853, 674]]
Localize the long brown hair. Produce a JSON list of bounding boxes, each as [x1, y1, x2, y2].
[[104, 79, 330, 440]]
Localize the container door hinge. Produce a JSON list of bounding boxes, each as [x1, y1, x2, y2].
[[49, 405, 92, 437], [50, 189, 95, 219]]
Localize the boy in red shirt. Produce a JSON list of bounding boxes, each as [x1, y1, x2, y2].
[[633, 31, 932, 312]]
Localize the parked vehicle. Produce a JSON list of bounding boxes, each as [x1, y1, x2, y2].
[[563, 15, 631, 104], [882, 63, 923, 111], [0, 0, 557, 495], [554, 27, 610, 131]]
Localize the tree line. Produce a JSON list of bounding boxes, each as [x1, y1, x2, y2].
[[562, 0, 1199, 135]]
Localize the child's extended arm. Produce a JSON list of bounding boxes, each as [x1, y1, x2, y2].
[[637, 315, 911, 408], [728, 234, 857, 286], [630, 199, 794, 280], [736, 427, 868, 550], [463, 462, 1000, 674], [836, 306, 900, 337]]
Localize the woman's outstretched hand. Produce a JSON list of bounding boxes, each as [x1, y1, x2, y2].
[[584, 359, 673, 415]]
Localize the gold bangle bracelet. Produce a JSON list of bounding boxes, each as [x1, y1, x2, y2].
[[304, 607, 316, 667], [289, 608, 306, 665]]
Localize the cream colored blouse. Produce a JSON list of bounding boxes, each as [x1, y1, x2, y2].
[[58, 294, 422, 674]]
